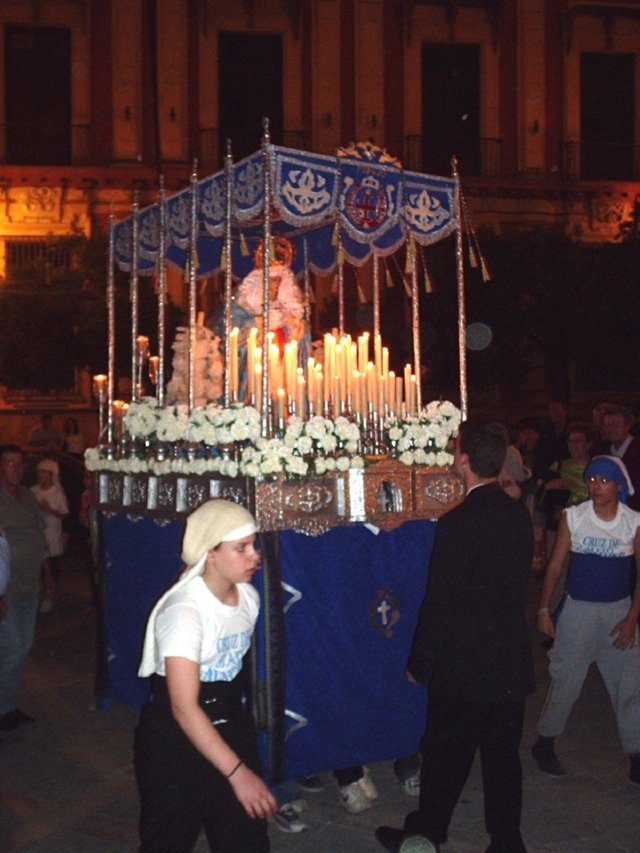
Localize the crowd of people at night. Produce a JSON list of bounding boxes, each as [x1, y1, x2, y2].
[[0, 398, 639, 853]]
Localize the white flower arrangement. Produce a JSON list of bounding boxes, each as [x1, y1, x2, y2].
[[89, 399, 461, 478], [239, 414, 364, 478], [124, 399, 262, 446], [383, 400, 461, 467]]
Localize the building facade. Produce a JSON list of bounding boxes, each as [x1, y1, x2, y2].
[[1, 0, 639, 320]]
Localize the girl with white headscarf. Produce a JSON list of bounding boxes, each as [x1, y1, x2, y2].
[[135, 499, 276, 852], [31, 458, 68, 611]]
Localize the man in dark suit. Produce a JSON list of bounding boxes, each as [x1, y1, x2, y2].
[[376, 421, 535, 853]]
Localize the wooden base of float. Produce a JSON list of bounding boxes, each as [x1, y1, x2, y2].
[[93, 461, 464, 535]]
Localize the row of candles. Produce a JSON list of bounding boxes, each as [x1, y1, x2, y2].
[[92, 330, 419, 442], [227, 328, 419, 424], [93, 334, 157, 442]]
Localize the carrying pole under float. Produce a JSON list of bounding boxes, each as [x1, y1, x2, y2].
[[156, 177, 167, 407], [223, 140, 234, 408], [409, 233, 422, 413], [451, 156, 468, 420], [129, 191, 140, 402], [260, 118, 272, 437], [187, 160, 199, 412], [107, 206, 116, 448]]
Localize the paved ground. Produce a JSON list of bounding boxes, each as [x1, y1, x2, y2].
[[1, 545, 639, 853]]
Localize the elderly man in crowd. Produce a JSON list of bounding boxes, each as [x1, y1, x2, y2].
[[602, 405, 640, 512], [0, 444, 51, 732]]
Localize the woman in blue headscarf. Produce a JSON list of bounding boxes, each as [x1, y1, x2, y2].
[[531, 455, 640, 786]]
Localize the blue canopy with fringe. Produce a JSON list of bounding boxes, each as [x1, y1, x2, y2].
[[113, 142, 457, 281]]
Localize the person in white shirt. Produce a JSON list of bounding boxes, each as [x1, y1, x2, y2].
[[135, 499, 276, 852], [533, 455, 640, 786]]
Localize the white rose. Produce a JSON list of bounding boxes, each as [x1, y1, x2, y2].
[[414, 448, 428, 465], [242, 461, 260, 477], [286, 456, 309, 477], [436, 450, 453, 466], [295, 435, 313, 454], [84, 448, 101, 470], [320, 434, 337, 453]]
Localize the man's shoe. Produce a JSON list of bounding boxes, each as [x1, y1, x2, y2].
[[531, 736, 566, 776], [400, 837, 438, 853], [401, 772, 420, 796], [485, 836, 526, 852], [359, 767, 379, 801], [298, 773, 325, 792], [13, 709, 35, 725], [273, 802, 307, 833], [0, 711, 20, 733], [340, 780, 372, 814], [629, 753, 640, 786], [375, 826, 438, 853], [375, 826, 404, 852]]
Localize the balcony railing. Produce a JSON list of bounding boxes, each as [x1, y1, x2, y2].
[[0, 123, 92, 166], [197, 128, 306, 173], [563, 140, 640, 181], [403, 135, 502, 178]]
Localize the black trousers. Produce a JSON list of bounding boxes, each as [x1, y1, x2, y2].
[[405, 690, 526, 851], [134, 676, 269, 853]]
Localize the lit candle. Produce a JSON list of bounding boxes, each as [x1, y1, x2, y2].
[[276, 387, 286, 432], [254, 363, 262, 411], [269, 341, 280, 398], [296, 374, 306, 417], [92, 374, 107, 397], [290, 340, 298, 392], [323, 333, 334, 407], [229, 327, 239, 401], [352, 371, 361, 417], [382, 347, 389, 382], [395, 376, 403, 417], [136, 335, 149, 359], [323, 333, 331, 377], [409, 375, 417, 416], [306, 357, 315, 403], [358, 332, 369, 374], [374, 334, 382, 375], [378, 375, 386, 418], [148, 357, 159, 386], [387, 370, 395, 414], [404, 364, 412, 412], [247, 327, 258, 379], [349, 344, 357, 392], [284, 343, 293, 395], [366, 362, 376, 412], [315, 367, 323, 414], [112, 399, 126, 441], [333, 376, 341, 416]]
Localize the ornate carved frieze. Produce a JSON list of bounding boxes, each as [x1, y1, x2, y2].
[[93, 465, 464, 534]]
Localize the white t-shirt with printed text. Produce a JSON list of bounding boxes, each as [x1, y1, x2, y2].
[[152, 575, 259, 682]]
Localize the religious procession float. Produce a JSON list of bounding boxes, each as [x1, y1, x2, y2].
[[88, 125, 480, 782]]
